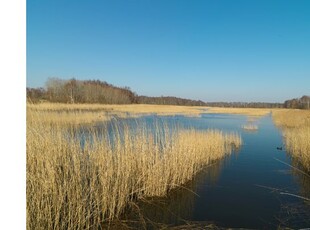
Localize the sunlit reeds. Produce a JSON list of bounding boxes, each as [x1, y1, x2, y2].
[[27, 102, 207, 121], [272, 109, 310, 171], [27, 103, 272, 126], [205, 107, 271, 116], [242, 124, 258, 131], [27, 105, 242, 229]]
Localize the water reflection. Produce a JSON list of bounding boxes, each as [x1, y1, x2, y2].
[[120, 159, 227, 229], [275, 156, 310, 227], [290, 157, 310, 202]]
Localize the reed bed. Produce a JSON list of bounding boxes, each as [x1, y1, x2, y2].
[[27, 103, 207, 120], [27, 102, 209, 126], [272, 109, 310, 171], [27, 103, 272, 127], [242, 124, 258, 131], [27, 105, 241, 229], [27, 103, 137, 125], [205, 107, 271, 117]]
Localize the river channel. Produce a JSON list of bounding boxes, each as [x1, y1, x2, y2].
[[98, 113, 310, 229]]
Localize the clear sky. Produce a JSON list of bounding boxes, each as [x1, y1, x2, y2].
[[27, 0, 310, 102]]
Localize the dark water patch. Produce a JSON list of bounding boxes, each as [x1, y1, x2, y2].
[[183, 115, 310, 229], [118, 159, 228, 229]]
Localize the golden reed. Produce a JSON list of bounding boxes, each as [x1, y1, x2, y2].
[[272, 109, 310, 171], [27, 104, 241, 229]]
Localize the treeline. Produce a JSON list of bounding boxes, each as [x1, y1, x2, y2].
[[26, 78, 205, 106], [206, 97, 310, 109], [137, 96, 206, 106], [27, 78, 137, 104], [284, 95, 310, 109], [26, 78, 309, 109], [206, 102, 283, 108]]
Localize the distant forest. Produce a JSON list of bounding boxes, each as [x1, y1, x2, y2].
[[27, 78, 309, 109], [26, 78, 206, 106], [283, 95, 310, 109]]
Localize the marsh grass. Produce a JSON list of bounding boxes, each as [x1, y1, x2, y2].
[[272, 109, 310, 171], [27, 103, 206, 124], [27, 104, 242, 229], [27, 103, 273, 126], [205, 107, 271, 116], [242, 124, 258, 131]]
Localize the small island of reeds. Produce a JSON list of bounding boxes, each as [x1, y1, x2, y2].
[[242, 124, 258, 131]]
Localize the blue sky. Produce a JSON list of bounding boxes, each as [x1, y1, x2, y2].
[[27, 0, 310, 102]]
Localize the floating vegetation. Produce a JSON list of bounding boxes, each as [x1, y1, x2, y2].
[[242, 124, 258, 131]]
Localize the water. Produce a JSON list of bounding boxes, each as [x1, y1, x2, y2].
[[98, 113, 310, 229]]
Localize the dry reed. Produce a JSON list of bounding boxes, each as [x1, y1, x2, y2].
[[272, 109, 310, 171], [27, 104, 242, 229], [242, 124, 258, 131], [27, 103, 272, 126], [27, 103, 207, 122], [205, 107, 271, 116]]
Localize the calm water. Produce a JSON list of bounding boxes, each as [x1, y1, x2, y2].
[[98, 113, 310, 229]]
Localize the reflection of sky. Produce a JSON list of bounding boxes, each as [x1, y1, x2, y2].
[[109, 113, 247, 132]]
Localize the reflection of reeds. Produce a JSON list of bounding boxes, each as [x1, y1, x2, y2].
[[275, 158, 310, 228], [27, 106, 242, 229], [290, 157, 310, 203], [122, 160, 226, 228], [247, 116, 259, 122], [272, 109, 310, 171]]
